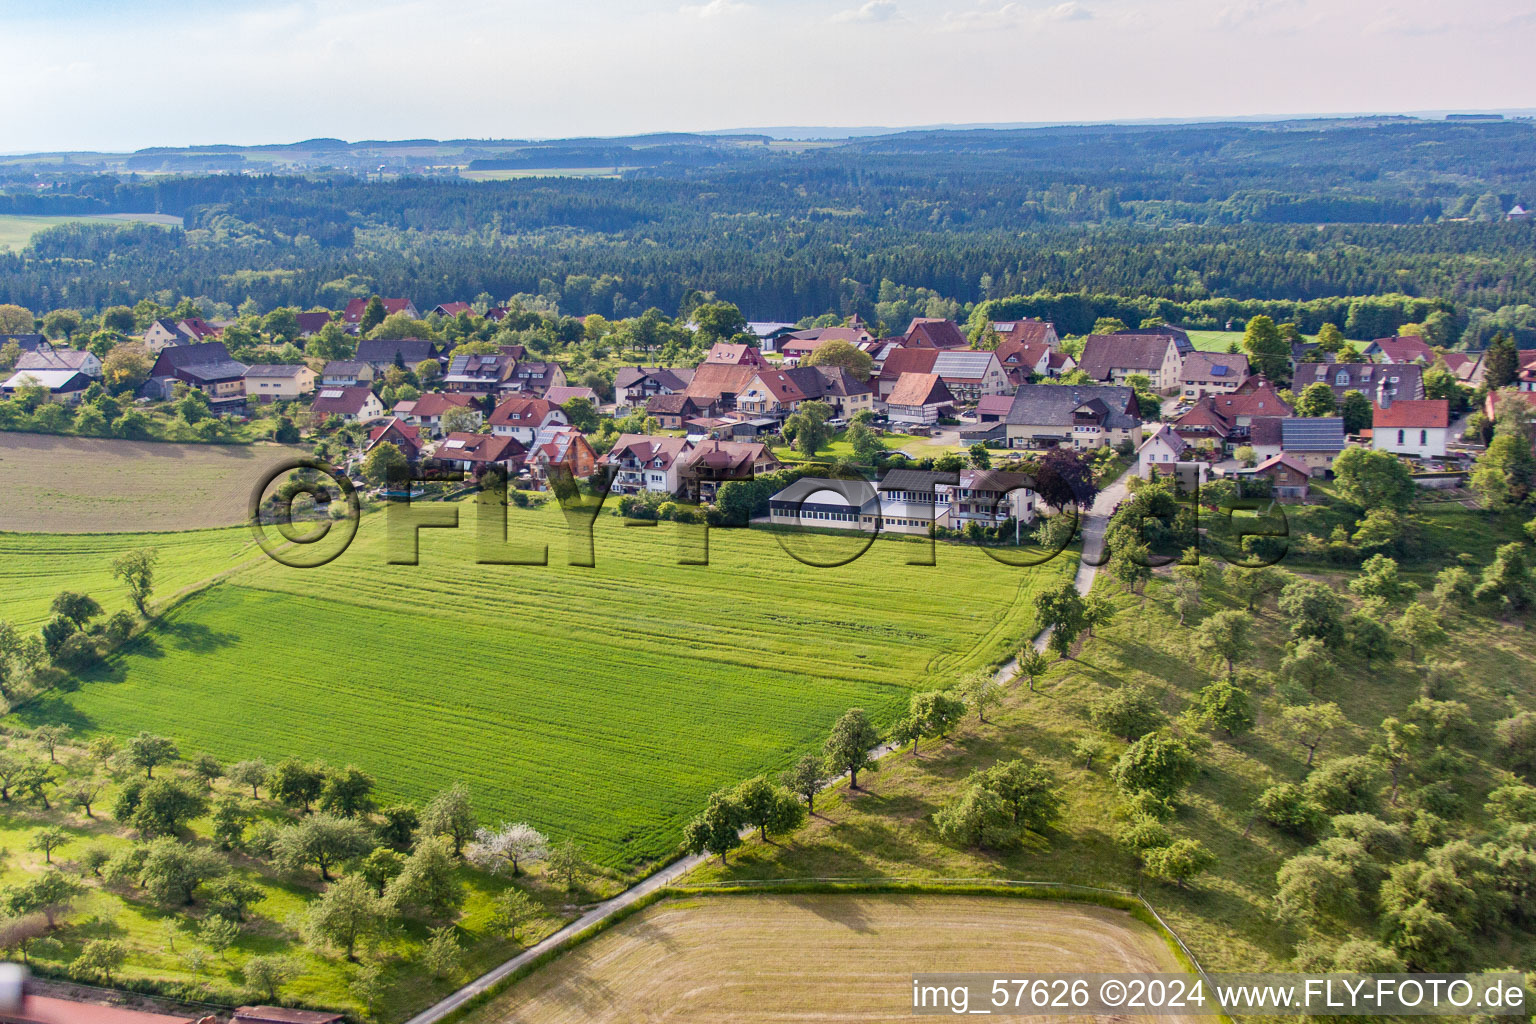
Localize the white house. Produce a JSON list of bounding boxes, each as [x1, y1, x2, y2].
[[1372, 399, 1450, 459], [1137, 423, 1210, 485]]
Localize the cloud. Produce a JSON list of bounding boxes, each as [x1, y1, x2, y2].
[[941, 0, 1092, 32], [832, 0, 900, 22], [679, 0, 750, 16]]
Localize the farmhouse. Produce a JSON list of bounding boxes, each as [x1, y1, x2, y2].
[[0, 334, 49, 355], [883, 372, 955, 426], [1, 368, 91, 403], [149, 342, 247, 412], [1211, 379, 1294, 424], [992, 319, 1059, 349], [1439, 351, 1485, 386], [311, 386, 384, 423], [1179, 352, 1249, 398], [993, 323, 1072, 384], [488, 396, 567, 444], [683, 362, 758, 413], [243, 363, 316, 402], [1372, 398, 1451, 458], [604, 434, 694, 495], [646, 393, 704, 429], [354, 338, 440, 373], [930, 350, 1009, 401], [321, 360, 373, 387], [614, 367, 693, 410], [294, 311, 333, 337], [342, 297, 419, 325], [429, 432, 525, 475], [1293, 362, 1424, 403], [736, 366, 873, 420], [1001, 383, 1142, 450], [746, 322, 798, 351], [16, 347, 101, 378], [1076, 333, 1182, 392]]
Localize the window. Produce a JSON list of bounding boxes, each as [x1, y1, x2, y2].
[[1397, 429, 1405, 445], [1420, 429, 1427, 445]]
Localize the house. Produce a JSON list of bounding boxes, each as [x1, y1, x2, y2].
[[1117, 324, 1195, 355], [442, 353, 515, 393], [354, 339, 440, 373], [779, 324, 875, 365], [1485, 387, 1536, 423], [429, 433, 525, 475], [1372, 398, 1450, 458], [1076, 334, 1183, 392], [646, 393, 704, 429], [677, 439, 780, 501], [1179, 352, 1249, 399], [319, 361, 369, 387], [1293, 362, 1423, 404], [1363, 336, 1435, 364], [602, 434, 693, 495], [0, 993, 204, 1024], [884, 373, 955, 425], [875, 468, 956, 535], [1170, 398, 1237, 448], [504, 360, 566, 398], [294, 311, 333, 338], [402, 392, 480, 436], [149, 342, 247, 412], [877, 347, 940, 399], [994, 325, 1073, 384], [430, 302, 474, 318], [16, 347, 101, 378], [142, 317, 220, 352], [1, 369, 91, 403], [1001, 384, 1143, 451], [991, 319, 1059, 350], [1509, 203, 1532, 223], [930, 350, 1009, 402], [527, 427, 598, 489], [243, 364, 316, 402], [342, 297, 419, 326], [487, 396, 566, 444], [1279, 417, 1347, 475], [232, 1004, 345, 1023], [1246, 416, 1287, 461], [1138, 423, 1190, 478], [682, 362, 758, 413], [1439, 351, 1485, 387], [903, 318, 970, 350], [614, 367, 692, 410], [543, 385, 600, 407], [1237, 453, 1312, 501], [768, 476, 879, 530], [702, 342, 769, 368], [367, 418, 425, 462], [746, 322, 798, 352], [736, 366, 874, 420], [1291, 339, 1329, 365], [311, 386, 384, 424], [943, 469, 1039, 530]]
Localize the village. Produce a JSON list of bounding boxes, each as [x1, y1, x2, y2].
[[1, 298, 1514, 541]]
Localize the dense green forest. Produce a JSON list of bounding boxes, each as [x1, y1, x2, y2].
[[3, 118, 1534, 340]]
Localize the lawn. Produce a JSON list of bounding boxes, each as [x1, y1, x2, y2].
[[0, 213, 181, 250], [0, 433, 308, 534], [16, 501, 1074, 875], [771, 428, 957, 464], [458, 893, 1195, 1024], [683, 561, 1536, 978], [1184, 328, 1365, 354]]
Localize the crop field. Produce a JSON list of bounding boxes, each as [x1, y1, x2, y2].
[[0, 212, 181, 249], [459, 893, 1194, 1024], [0, 526, 262, 630], [0, 433, 307, 533], [18, 502, 1072, 873]]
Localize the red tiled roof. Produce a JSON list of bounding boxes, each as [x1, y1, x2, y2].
[[1368, 336, 1434, 363], [877, 347, 940, 382], [488, 397, 559, 427], [904, 319, 970, 350], [5, 994, 196, 1024], [886, 372, 953, 407], [1373, 399, 1450, 429], [411, 392, 476, 418]]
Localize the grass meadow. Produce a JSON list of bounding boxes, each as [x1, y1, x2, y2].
[[15, 501, 1074, 874], [0, 213, 181, 250]]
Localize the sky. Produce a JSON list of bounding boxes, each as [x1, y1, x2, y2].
[[4, 0, 1535, 152]]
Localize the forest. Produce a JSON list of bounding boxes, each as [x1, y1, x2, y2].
[[1, 117, 1534, 338]]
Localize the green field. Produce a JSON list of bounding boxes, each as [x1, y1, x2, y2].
[[0, 212, 181, 250], [16, 502, 1070, 873]]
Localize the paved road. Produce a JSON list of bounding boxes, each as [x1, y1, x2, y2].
[[406, 468, 1133, 1024]]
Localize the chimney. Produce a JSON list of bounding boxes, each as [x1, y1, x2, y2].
[[1377, 377, 1391, 411]]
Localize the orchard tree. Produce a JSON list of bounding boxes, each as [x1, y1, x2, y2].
[[111, 548, 158, 616], [1279, 702, 1346, 767], [1294, 382, 1337, 417], [1034, 581, 1086, 659], [467, 822, 548, 877], [1241, 315, 1290, 383], [228, 759, 270, 799], [1193, 610, 1251, 680], [419, 783, 477, 857], [1015, 645, 1050, 692], [71, 939, 128, 986], [1143, 839, 1215, 888], [319, 765, 377, 818], [1394, 602, 1446, 664], [781, 754, 830, 815], [1111, 734, 1198, 800], [1194, 680, 1255, 738], [1088, 686, 1165, 741], [271, 759, 327, 813], [127, 733, 178, 779], [824, 708, 881, 789], [361, 442, 408, 487], [1278, 579, 1345, 645], [683, 793, 744, 864], [276, 814, 373, 881], [1332, 447, 1416, 512], [302, 875, 389, 961], [960, 671, 1002, 723]]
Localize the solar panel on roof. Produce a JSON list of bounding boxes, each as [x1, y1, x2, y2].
[[319, 389, 343, 398], [444, 439, 465, 449], [1211, 365, 1228, 376]]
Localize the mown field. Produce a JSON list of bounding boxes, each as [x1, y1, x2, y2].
[[460, 893, 1194, 1024], [0, 433, 307, 533], [17, 501, 1072, 874]]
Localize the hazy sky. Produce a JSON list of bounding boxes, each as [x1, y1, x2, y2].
[[4, 0, 1534, 152]]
